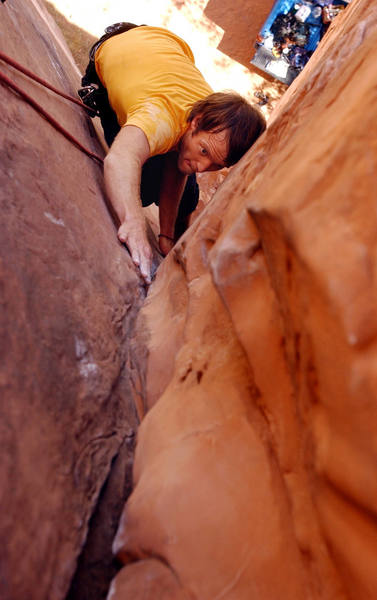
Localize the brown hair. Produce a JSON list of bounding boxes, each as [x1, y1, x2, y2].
[[187, 92, 266, 167]]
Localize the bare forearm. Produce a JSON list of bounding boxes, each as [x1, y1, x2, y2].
[[159, 192, 182, 236], [104, 150, 144, 226], [158, 152, 187, 249], [103, 125, 152, 282]]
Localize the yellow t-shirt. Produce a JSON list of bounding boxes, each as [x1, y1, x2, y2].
[[95, 26, 213, 156]]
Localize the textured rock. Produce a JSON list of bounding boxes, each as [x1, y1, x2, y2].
[[108, 559, 188, 599], [111, 1, 377, 599], [0, 2, 147, 599]]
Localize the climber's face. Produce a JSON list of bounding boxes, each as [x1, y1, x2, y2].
[[177, 116, 228, 175]]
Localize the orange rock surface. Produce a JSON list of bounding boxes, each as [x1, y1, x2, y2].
[[112, 1, 377, 598], [2, 0, 377, 599]]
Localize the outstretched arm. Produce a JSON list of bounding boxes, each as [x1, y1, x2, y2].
[[158, 152, 187, 256], [104, 125, 152, 282]]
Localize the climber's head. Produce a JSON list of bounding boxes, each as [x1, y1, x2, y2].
[[177, 92, 266, 175]]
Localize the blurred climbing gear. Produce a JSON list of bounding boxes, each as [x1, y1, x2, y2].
[[254, 90, 270, 106], [251, 0, 352, 85]]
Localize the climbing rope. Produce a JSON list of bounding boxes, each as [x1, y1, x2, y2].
[[0, 50, 104, 165]]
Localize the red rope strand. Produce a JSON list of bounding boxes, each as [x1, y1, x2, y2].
[[0, 69, 104, 164], [0, 50, 96, 115], [0, 50, 103, 165]]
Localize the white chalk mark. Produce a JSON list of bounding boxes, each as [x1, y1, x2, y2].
[[44, 211, 65, 227], [74, 336, 99, 379]]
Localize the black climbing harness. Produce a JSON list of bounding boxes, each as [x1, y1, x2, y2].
[[78, 22, 144, 117]]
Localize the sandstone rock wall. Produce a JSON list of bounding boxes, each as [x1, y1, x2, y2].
[[111, 1, 377, 598], [0, 2, 146, 599]]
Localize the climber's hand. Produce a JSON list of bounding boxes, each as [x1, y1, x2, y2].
[[118, 220, 153, 284]]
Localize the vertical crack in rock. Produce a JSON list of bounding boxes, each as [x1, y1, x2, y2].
[[3, 1, 377, 599], [66, 433, 136, 600]]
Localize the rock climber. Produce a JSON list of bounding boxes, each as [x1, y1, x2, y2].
[[80, 23, 266, 283]]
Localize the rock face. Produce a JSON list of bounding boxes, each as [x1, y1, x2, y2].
[[3, 1, 377, 599], [0, 2, 147, 599], [111, 1, 377, 599]]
